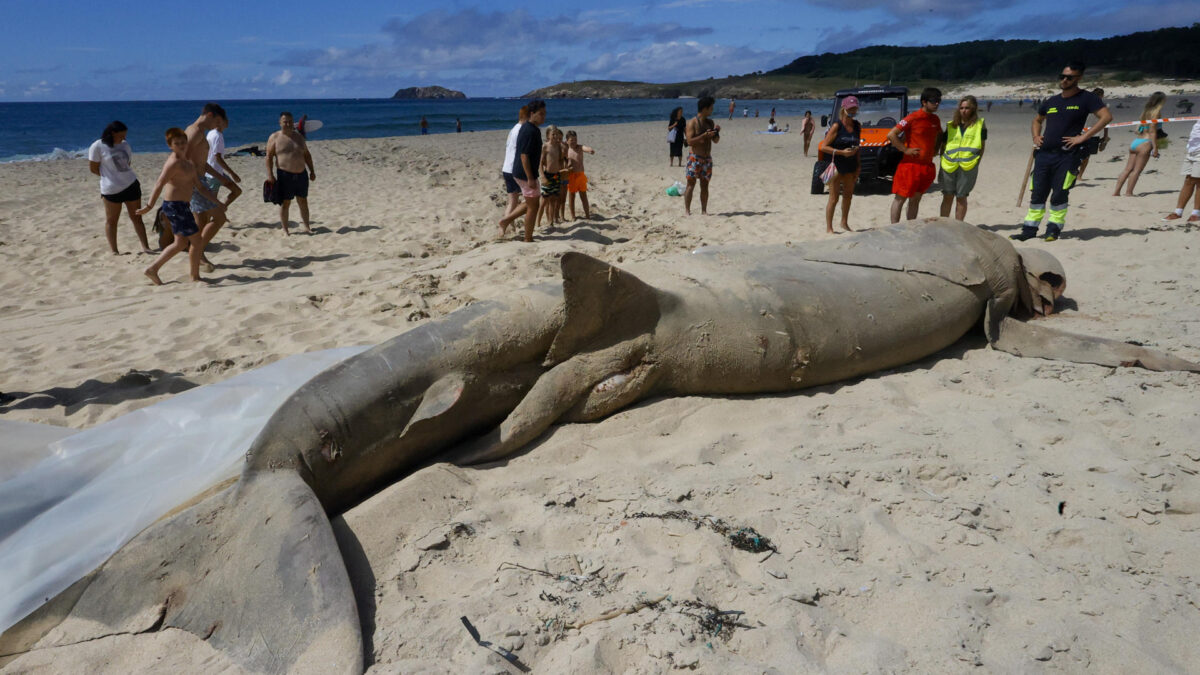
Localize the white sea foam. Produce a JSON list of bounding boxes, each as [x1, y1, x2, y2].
[[0, 147, 87, 164]]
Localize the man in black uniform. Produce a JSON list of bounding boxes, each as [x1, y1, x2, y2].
[[1011, 61, 1112, 242]]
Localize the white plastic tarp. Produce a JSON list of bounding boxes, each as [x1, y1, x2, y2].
[[0, 346, 368, 634]]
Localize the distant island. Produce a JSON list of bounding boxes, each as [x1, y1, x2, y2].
[[522, 23, 1199, 100], [392, 86, 466, 100]]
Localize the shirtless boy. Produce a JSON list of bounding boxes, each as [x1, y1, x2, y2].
[[266, 112, 316, 235], [685, 96, 720, 216], [138, 128, 225, 285], [556, 138, 570, 223], [565, 130, 595, 220], [186, 103, 240, 268], [538, 126, 564, 228]]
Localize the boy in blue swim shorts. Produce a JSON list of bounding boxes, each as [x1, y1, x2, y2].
[[137, 127, 224, 284]]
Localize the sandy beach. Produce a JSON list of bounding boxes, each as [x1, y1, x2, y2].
[[2, 97, 1199, 672]]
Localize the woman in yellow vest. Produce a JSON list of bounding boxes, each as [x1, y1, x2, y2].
[[939, 95, 987, 221]]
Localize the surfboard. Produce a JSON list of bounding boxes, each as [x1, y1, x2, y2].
[[303, 119, 324, 133]]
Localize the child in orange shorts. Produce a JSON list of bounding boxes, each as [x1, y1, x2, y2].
[[565, 130, 595, 219]]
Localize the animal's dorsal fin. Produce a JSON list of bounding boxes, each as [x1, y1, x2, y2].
[[545, 253, 660, 365]]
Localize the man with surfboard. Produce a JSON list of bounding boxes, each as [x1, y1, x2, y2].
[[266, 112, 316, 235]]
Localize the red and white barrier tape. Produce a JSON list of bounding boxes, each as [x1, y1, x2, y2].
[[1105, 115, 1200, 129]]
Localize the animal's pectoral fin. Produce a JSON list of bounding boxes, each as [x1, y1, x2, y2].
[[399, 372, 468, 440], [994, 316, 1200, 372], [1, 472, 363, 674], [452, 339, 651, 465]]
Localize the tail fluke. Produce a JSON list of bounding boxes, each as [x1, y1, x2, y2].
[[995, 316, 1200, 372], [1, 471, 362, 674]]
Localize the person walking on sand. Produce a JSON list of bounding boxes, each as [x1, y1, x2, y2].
[[668, 107, 686, 167], [685, 96, 720, 216], [498, 99, 546, 242], [728, 98, 735, 121], [1011, 61, 1111, 242], [420, 116, 429, 135], [887, 87, 943, 224], [185, 103, 240, 271], [938, 95, 987, 221], [1161, 118, 1200, 223], [818, 96, 861, 234], [801, 111, 816, 156], [197, 112, 242, 258], [565, 130, 595, 220], [1113, 92, 1166, 197], [500, 106, 529, 233], [88, 121, 152, 254], [138, 128, 224, 285], [266, 111, 316, 235]]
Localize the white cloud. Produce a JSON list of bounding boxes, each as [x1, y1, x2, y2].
[[274, 69, 293, 85], [24, 81, 52, 97]]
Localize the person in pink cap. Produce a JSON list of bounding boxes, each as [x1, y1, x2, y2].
[[817, 95, 862, 233]]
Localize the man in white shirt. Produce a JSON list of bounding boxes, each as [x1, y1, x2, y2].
[[198, 115, 242, 254], [499, 106, 529, 236], [206, 118, 242, 193]]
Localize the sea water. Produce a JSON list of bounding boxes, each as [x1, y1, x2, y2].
[[0, 98, 826, 163]]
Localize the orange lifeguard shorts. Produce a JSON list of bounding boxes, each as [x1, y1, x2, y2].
[[568, 171, 587, 193], [892, 162, 936, 198]]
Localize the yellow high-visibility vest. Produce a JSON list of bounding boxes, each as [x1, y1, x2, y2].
[[941, 118, 985, 173]]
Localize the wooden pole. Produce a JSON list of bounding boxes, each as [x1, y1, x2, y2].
[[1016, 149, 1035, 207]]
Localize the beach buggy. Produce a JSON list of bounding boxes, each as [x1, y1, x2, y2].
[[812, 85, 908, 193]]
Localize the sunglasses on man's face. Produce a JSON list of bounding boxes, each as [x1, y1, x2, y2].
[[1059, 73, 1079, 81]]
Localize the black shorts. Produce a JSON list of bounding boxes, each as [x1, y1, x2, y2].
[[503, 172, 519, 194], [276, 169, 309, 201], [102, 180, 142, 204]]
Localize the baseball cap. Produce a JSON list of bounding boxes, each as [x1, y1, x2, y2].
[[841, 95, 860, 109]]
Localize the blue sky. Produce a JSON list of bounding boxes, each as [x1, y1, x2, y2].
[[2, 0, 1192, 101]]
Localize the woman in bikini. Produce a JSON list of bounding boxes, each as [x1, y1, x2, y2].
[[801, 111, 816, 156], [1113, 92, 1165, 197]]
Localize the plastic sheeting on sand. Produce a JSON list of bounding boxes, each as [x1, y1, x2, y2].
[[0, 346, 368, 634]]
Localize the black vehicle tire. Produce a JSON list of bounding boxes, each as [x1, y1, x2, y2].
[[812, 159, 829, 194], [878, 145, 903, 178]]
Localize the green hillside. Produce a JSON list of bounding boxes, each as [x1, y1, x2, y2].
[[770, 24, 1198, 81], [523, 24, 1198, 99]]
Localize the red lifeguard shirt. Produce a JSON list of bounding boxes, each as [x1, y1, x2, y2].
[[894, 109, 942, 164]]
